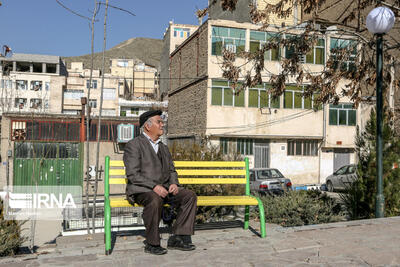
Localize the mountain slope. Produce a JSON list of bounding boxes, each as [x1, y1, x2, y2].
[[63, 37, 163, 71]]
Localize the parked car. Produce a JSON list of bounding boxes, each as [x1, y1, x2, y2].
[[249, 168, 292, 196], [325, 164, 357, 192]]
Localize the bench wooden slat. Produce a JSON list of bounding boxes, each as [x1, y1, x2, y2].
[[176, 169, 246, 176], [109, 169, 126, 176], [178, 178, 246, 184], [110, 161, 246, 168], [110, 160, 125, 167], [110, 177, 246, 185], [109, 178, 128, 184], [109, 168, 246, 177], [174, 161, 245, 167], [110, 195, 258, 208]]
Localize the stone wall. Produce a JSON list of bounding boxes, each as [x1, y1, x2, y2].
[[168, 23, 209, 138]]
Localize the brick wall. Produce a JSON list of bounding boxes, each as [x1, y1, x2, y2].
[[168, 23, 209, 138]]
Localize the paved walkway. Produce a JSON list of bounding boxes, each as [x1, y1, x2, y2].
[[1, 216, 400, 266]]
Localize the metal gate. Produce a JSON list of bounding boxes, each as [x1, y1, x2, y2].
[[333, 148, 350, 172], [254, 140, 270, 168], [13, 142, 82, 186]]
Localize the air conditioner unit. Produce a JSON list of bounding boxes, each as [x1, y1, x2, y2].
[[117, 124, 135, 143]]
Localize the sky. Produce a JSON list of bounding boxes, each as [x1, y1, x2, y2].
[[0, 0, 205, 57]]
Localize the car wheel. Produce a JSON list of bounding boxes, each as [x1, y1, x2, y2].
[[327, 181, 334, 192]]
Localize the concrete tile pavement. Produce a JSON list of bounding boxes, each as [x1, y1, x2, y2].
[[1, 216, 400, 266]]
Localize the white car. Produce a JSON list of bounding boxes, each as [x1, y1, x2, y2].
[[325, 164, 357, 192], [249, 168, 292, 196]]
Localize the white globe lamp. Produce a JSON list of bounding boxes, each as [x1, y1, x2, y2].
[[366, 7, 395, 34]]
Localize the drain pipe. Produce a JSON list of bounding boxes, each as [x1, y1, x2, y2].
[[318, 104, 327, 184]]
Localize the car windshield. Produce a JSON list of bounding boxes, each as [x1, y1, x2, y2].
[[257, 169, 284, 179]]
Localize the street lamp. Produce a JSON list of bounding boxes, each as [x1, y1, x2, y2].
[[366, 6, 395, 218]]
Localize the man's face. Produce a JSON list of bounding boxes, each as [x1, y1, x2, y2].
[[147, 115, 164, 138]]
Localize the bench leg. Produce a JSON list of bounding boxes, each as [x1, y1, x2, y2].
[[255, 197, 266, 238], [244, 205, 250, 230], [104, 199, 112, 255]]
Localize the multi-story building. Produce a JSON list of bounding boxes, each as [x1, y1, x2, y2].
[[160, 22, 199, 98], [166, 1, 372, 185], [110, 58, 159, 100], [0, 53, 66, 114], [64, 62, 119, 116]]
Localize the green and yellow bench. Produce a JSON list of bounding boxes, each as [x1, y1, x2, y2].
[[104, 156, 266, 255]]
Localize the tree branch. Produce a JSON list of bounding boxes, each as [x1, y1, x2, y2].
[[55, 0, 96, 21], [99, 2, 136, 16]]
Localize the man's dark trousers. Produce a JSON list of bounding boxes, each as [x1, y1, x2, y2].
[[133, 189, 197, 246]]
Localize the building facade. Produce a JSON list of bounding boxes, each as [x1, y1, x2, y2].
[[167, 17, 372, 185], [0, 53, 66, 114], [160, 22, 199, 98]]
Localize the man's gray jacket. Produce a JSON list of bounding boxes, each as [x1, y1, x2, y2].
[[123, 134, 179, 196]]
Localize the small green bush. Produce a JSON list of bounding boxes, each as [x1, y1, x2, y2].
[[169, 141, 244, 223], [0, 199, 26, 257], [260, 190, 345, 227]]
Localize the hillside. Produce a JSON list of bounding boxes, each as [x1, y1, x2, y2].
[[63, 37, 163, 71]]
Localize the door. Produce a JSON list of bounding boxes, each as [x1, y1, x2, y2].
[[333, 148, 350, 172], [13, 142, 82, 186], [254, 140, 269, 168]]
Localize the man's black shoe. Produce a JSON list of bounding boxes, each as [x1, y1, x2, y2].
[[144, 244, 167, 255], [167, 235, 196, 251]]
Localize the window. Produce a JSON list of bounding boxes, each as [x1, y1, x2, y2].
[[283, 85, 320, 110], [211, 80, 245, 107], [16, 80, 28, 90], [64, 89, 84, 99], [30, 98, 42, 109], [130, 107, 139, 115], [287, 140, 318, 156], [15, 98, 27, 109], [89, 99, 97, 108], [248, 83, 280, 108], [86, 79, 97, 89], [174, 28, 190, 38], [1, 79, 13, 89], [237, 138, 253, 155], [33, 63, 42, 73], [47, 64, 57, 74], [220, 137, 230, 154], [284, 34, 297, 59], [330, 38, 357, 71], [212, 26, 246, 56], [120, 110, 127, 117], [329, 104, 356, 126], [306, 38, 325, 64], [250, 31, 280, 61], [30, 81, 42, 91], [117, 60, 129, 67]]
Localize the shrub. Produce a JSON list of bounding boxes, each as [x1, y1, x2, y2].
[[0, 199, 26, 257], [169, 141, 244, 223], [260, 190, 344, 227]]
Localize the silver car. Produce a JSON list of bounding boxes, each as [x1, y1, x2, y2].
[[249, 168, 292, 195], [325, 164, 357, 192]]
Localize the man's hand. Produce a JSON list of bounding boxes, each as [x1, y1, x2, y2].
[[168, 184, 179, 195], [153, 185, 168, 198]]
